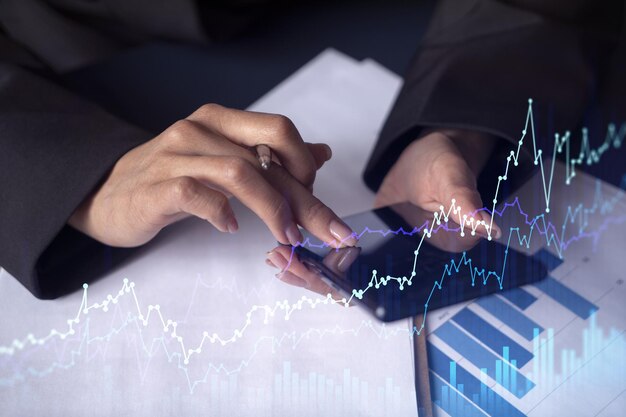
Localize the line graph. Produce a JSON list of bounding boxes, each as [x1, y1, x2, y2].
[[0, 301, 412, 394], [297, 184, 625, 334], [0, 99, 625, 393], [1, 184, 623, 364], [489, 99, 624, 222]]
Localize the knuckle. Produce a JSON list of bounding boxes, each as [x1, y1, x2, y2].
[[266, 114, 297, 139], [303, 199, 329, 222], [171, 176, 198, 205], [266, 196, 290, 222], [163, 119, 197, 147], [223, 157, 255, 186], [198, 102, 221, 115]]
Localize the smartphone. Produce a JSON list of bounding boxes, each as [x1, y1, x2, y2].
[[293, 203, 548, 322]]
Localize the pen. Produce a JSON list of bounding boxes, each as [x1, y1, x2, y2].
[[256, 144, 272, 170]]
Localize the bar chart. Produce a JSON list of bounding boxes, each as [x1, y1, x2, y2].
[[193, 361, 409, 416], [425, 246, 626, 416]]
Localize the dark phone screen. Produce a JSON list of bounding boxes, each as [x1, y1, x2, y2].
[[294, 203, 548, 322]]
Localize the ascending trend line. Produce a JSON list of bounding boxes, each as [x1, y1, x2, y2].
[[296, 186, 625, 336], [0, 99, 624, 374], [489, 99, 624, 229], [350, 100, 625, 244], [0, 304, 412, 391], [1, 186, 623, 366]]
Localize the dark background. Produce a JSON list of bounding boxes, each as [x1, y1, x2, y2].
[[61, 1, 436, 134]]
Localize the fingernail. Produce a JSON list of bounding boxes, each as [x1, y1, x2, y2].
[[330, 220, 357, 247], [276, 271, 309, 288], [266, 250, 288, 271], [337, 247, 359, 272], [322, 144, 332, 160], [285, 224, 303, 247], [265, 259, 276, 268], [227, 217, 239, 234]]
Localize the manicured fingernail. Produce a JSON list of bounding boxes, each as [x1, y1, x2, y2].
[[267, 250, 288, 271], [227, 217, 239, 234], [330, 220, 357, 247], [276, 271, 308, 288], [285, 224, 303, 246], [337, 247, 359, 272]]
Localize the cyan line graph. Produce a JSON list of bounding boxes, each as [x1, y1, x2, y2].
[[0, 99, 624, 391], [489, 99, 624, 220], [429, 250, 625, 417], [294, 182, 625, 335], [0, 302, 413, 393], [0, 184, 623, 378]]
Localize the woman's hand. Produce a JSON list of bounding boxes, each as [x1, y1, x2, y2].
[[264, 128, 502, 296], [266, 244, 359, 302], [374, 129, 502, 240], [68, 104, 357, 248]]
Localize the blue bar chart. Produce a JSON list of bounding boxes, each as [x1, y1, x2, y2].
[[498, 287, 537, 310], [268, 361, 405, 416], [426, 247, 624, 417]]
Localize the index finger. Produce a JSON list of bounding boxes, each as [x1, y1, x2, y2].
[[265, 164, 358, 248], [188, 104, 319, 188]]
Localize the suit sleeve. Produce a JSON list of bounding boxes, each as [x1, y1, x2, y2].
[[363, 0, 597, 192], [0, 63, 151, 299]]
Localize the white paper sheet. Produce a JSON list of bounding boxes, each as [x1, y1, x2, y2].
[[0, 49, 418, 416]]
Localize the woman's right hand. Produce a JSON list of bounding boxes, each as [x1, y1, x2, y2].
[[68, 103, 358, 248]]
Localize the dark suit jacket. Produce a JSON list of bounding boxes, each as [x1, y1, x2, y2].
[[1, 0, 624, 298], [364, 0, 626, 192]]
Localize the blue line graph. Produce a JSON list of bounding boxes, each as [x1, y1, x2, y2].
[[290, 180, 626, 336], [426, 236, 620, 416], [488, 99, 624, 220], [0, 173, 623, 383], [430, 310, 625, 417], [0, 99, 624, 408]]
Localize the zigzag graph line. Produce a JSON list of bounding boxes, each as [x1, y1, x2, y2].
[[1, 185, 623, 387], [0, 100, 624, 380]]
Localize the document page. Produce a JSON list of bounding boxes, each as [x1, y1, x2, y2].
[[0, 49, 419, 416]]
